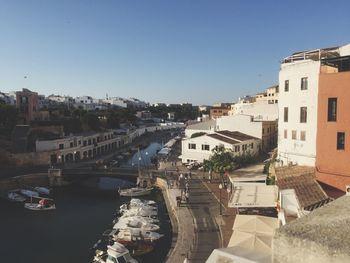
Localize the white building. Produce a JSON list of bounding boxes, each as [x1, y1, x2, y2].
[[104, 97, 128, 108], [75, 96, 94, 104], [255, 85, 279, 104], [185, 114, 277, 152], [47, 95, 74, 105], [181, 130, 261, 164], [277, 44, 350, 166], [229, 100, 278, 121], [185, 119, 216, 138]]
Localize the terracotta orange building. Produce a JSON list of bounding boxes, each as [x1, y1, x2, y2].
[[209, 106, 230, 119], [316, 56, 350, 191]]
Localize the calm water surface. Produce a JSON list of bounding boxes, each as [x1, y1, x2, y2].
[[0, 177, 172, 263]]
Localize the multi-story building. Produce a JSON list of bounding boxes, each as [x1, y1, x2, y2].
[[181, 130, 261, 164], [36, 130, 126, 164], [209, 106, 231, 119], [16, 88, 39, 123], [47, 95, 74, 105], [185, 114, 277, 152], [277, 44, 350, 168], [255, 85, 279, 104], [315, 51, 350, 191]]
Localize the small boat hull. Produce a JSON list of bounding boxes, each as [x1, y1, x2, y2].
[[119, 188, 153, 197], [24, 203, 56, 211]]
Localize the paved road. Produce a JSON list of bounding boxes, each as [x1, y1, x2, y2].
[[187, 174, 221, 262]]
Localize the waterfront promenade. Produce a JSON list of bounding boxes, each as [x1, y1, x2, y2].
[[158, 162, 221, 263]]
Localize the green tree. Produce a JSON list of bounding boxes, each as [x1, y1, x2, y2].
[[206, 145, 237, 173], [0, 104, 18, 137]]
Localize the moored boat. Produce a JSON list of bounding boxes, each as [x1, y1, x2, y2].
[[34, 187, 50, 195], [113, 228, 164, 244], [118, 187, 153, 197], [93, 241, 138, 263], [19, 189, 39, 198], [24, 196, 56, 211], [7, 191, 26, 202]]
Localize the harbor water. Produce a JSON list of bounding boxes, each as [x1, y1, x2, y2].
[[0, 177, 172, 263]]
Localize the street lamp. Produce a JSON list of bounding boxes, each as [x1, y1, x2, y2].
[[219, 183, 223, 216]]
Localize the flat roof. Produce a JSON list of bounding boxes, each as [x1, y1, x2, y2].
[[229, 164, 267, 183], [229, 185, 278, 208]]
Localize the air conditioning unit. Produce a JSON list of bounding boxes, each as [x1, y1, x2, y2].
[[346, 185, 350, 196]]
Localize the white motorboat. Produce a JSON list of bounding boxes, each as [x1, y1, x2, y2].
[[34, 187, 50, 195], [118, 187, 153, 197], [129, 198, 156, 207], [24, 196, 56, 211], [119, 203, 157, 214], [113, 228, 164, 244], [121, 207, 158, 218], [113, 217, 160, 232], [19, 189, 39, 198], [7, 191, 26, 202], [115, 215, 159, 225], [93, 241, 138, 263]]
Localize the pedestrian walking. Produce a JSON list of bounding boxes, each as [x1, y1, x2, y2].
[[185, 191, 189, 203]]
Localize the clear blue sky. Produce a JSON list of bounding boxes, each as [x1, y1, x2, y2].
[[1, 0, 350, 105]]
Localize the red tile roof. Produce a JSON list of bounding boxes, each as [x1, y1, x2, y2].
[[275, 166, 331, 211]]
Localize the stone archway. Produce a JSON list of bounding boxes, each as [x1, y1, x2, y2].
[[65, 153, 74, 162]]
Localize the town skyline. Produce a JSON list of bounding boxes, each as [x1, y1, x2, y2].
[[1, 1, 350, 104]]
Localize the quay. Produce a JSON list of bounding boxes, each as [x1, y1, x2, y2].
[[156, 162, 222, 263]]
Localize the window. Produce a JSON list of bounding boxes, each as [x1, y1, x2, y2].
[[250, 143, 254, 149], [284, 129, 287, 139], [201, 144, 210, 151], [262, 128, 265, 135], [188, 143, 196, 149], [284, 107, 288, 122], [234, 145, 240, 152], [337, 132, 345, 150], [300, 107, 307, 123], [301, 77, 308, 90], [78, 140, 81, 145], [59, 143, 64, 149], [88, 139, 91, 145], [328, 98, 337, 122], [292, 130, 297, 140], [300, 131, 306, 141], [284, 80, 289, 92], [242, 145, 247, 151], [70, 142, 73, 148], [83, 140, 87, 146]]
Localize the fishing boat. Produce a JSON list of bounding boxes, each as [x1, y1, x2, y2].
[[7, 190, 26, 202], [24, 196, 56, 211], [118, 187, 153, 197], [93, 241, 138, 263]]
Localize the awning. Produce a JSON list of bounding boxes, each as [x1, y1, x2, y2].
[[205, 215, 278, 263], [206, 246, 271, 263], [228, 185, 278, 208], [158, 147, 170, 155]]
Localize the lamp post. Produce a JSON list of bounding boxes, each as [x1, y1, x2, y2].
[[219, 183, 223, 216]]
